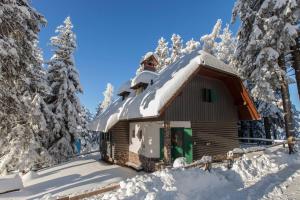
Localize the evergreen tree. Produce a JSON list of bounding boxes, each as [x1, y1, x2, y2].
[[201, 19, 222, 54], [95, 83, 114, 116], [0, 0, 55, 174], [215, 24, 237, 65], [182, 38, 200, 54], [47, 17, 86, 162], [170, 34, 183, 63], [155, 37, 169, 70], [291, 37, 300, 99], [232, 0, 299, 137]]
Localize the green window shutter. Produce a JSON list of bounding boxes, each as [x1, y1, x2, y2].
[[211, 89, 218, 102]]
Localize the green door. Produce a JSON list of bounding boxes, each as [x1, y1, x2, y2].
[[183, 128, 193, 163], [160, 127, 193, 163], [171, 128, 184, 160], [160, 128, 164, 160], [171, 128, 193, 164]]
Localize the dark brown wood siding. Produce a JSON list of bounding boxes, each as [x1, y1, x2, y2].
[[164, 75, 238, 121], [164, 75, 239, 159], [191, 121, 239, 160], [110, 121, 129, 165]]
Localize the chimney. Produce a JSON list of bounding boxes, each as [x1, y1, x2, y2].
[[140, 52, 159, 72]]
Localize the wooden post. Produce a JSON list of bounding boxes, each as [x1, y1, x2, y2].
[[163, 121, 171, 165]]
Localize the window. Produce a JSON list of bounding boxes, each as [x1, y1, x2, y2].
[[202, 88, 211, 102], [136, 87, 144, 95], [202, 88, 217, 103], [135, 84, 148, 95], [105, 132, 111, 141], [138, 130, 143, 140], [132, 129, 136, 138]]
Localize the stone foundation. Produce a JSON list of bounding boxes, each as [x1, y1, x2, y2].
[[128, 151, 160, 172]]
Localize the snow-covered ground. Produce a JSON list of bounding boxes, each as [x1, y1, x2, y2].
[[86, 146, 300, 200], [1, 147, 300, 200], [0, 153, 140, 200]]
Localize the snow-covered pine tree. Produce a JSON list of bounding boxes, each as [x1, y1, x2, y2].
[[292, 104, 300, 137], [291, 37, 300, 99], [155, 37, 169, 70], [215, 24, 237, 65], [200, 19, 222, 54], [78, 106, 93, 153], [101, 83, 114, 111], [0, 0, 56, 174], [232, 0, 299, 137], [170, 34, 183, 63], [182, 38, 200, 54], [47, 17, 86, 162]]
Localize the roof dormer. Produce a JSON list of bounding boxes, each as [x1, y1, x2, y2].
[[131, 71, 158, 95], [117, 80, 132, 100], [140, 52, 159, 72]]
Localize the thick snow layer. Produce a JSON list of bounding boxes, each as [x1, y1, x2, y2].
[[0, 174, 23, 194], [141, 52, 159, 63], [89, 50, 237, 132], [0, 153, 140, 200], [131, 71, 158, 88], [117, 80, 132, 95], [87, 146, 300, 200]]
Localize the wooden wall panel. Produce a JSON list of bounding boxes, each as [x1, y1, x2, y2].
[[164, 75, 238, 122], [191, 121, 239, 160], [110, 121, 129, 165]]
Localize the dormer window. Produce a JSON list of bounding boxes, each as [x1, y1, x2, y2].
[[119, 91, 130, 101], [117, 80, 132, 101], [132, 83, 148, 95]]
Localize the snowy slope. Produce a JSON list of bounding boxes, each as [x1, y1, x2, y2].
[[87, 146, 300, 200]]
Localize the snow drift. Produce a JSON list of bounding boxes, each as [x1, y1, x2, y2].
[[0, 174, 23, 194], [88, 146, 300, 200]]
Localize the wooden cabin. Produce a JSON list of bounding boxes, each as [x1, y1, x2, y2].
[[89, 50, 260, 172]]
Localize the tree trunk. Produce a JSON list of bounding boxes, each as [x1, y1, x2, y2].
[[279, 55, 295, 138], [263, 117, 272, 145], [291, 41, 300, 99]]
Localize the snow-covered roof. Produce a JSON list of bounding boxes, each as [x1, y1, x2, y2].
[[89, 50, 238, 132], [140, 52, 159, 63], [131, 71, 159, 88], [117, 80, 132, 95]]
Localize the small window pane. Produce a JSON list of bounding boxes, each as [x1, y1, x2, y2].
[[202, 88, 215, 103], [138, 130, 143, 140]]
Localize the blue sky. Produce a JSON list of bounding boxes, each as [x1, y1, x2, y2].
[[32, 0, 299, 113]]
